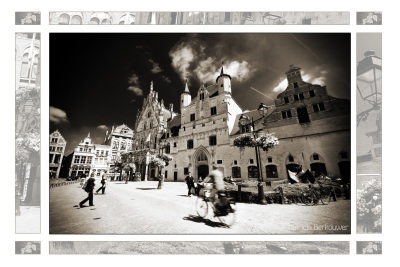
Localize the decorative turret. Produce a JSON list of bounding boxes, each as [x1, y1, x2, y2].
[[285, 65, 304, 86], [216, 62, 232, 95], [180, 79, 192, 110]]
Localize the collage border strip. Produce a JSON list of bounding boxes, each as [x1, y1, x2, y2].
[[14, 10, 382, 255]]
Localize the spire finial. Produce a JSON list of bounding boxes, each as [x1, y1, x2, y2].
[[87, 132, 90, 138], [184, 79, 190, 93], [150, 81, 153, 91]]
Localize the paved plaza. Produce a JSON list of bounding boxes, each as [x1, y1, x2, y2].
[[50, 180, 351, 234]]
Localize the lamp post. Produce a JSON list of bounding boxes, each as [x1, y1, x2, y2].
[[357, 50, 382, 126], [239, 103, 269, 204]]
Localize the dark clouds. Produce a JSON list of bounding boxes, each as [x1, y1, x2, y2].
[[50, 33, 350, 154]]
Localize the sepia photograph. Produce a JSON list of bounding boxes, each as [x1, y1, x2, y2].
[[49, 33, 351, 234]]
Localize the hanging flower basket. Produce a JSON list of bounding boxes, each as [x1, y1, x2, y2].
[[148, 154, 173, 167], [234, 133, 279, 151]]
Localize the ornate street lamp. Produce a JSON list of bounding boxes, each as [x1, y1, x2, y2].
[[238, 103, 269, 204], [357, 50, 382, 126]]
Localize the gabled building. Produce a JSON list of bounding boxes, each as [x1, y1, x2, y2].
[[259, 65, 351, 183], [103, 124, 134, 180], [92, 144, 111, 178], [49, 130, 67, 178], [68, 133, 96, 177]]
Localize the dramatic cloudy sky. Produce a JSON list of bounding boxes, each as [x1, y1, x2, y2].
[[50, 33, 350, 154]]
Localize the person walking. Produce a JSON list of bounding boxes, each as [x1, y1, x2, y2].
[[185, 172, 195, 197], [96, 175, 107, 194], [79, 173, 96, 208], [194, 176, 203, 196], [157, 173, 165, 189]]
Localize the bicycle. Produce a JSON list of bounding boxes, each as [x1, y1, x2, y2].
[[196, 187, 237, 227], [301, 185, 331, 205]]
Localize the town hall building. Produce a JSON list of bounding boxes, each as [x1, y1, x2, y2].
[[132, 64, 351, 184]]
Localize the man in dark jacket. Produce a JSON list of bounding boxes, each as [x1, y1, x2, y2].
[[185, 172, 195, 197], [79, 173, 96, 207]]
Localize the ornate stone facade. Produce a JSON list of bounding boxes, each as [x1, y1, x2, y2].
[[133, 65, 350, 184]]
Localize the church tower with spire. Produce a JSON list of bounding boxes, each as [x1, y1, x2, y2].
[[216, 63, 232, 95]]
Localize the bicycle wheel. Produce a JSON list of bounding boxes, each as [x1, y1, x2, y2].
[[216, 201, 237, 227], [196, 197, 209, 218], [302, 192, 315, 206], [320, 192, 331, 205]]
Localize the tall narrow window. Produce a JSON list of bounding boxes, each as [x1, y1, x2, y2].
[[211, 106, 217, 116], [190, 113, 195, 121], [187, 139, 194, 149], [209, 135, 217, 146]]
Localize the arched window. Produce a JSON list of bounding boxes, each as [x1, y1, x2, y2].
[[89, 17, 100, 24], [197, 150, 207, 161], [20, 46, 39, 81], [71, 15, 82, 25], [59, 13, 70, 24]]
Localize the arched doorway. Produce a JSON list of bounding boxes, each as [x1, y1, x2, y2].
[[194, 147, 211, 181], [198, 165, 209, 180]]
